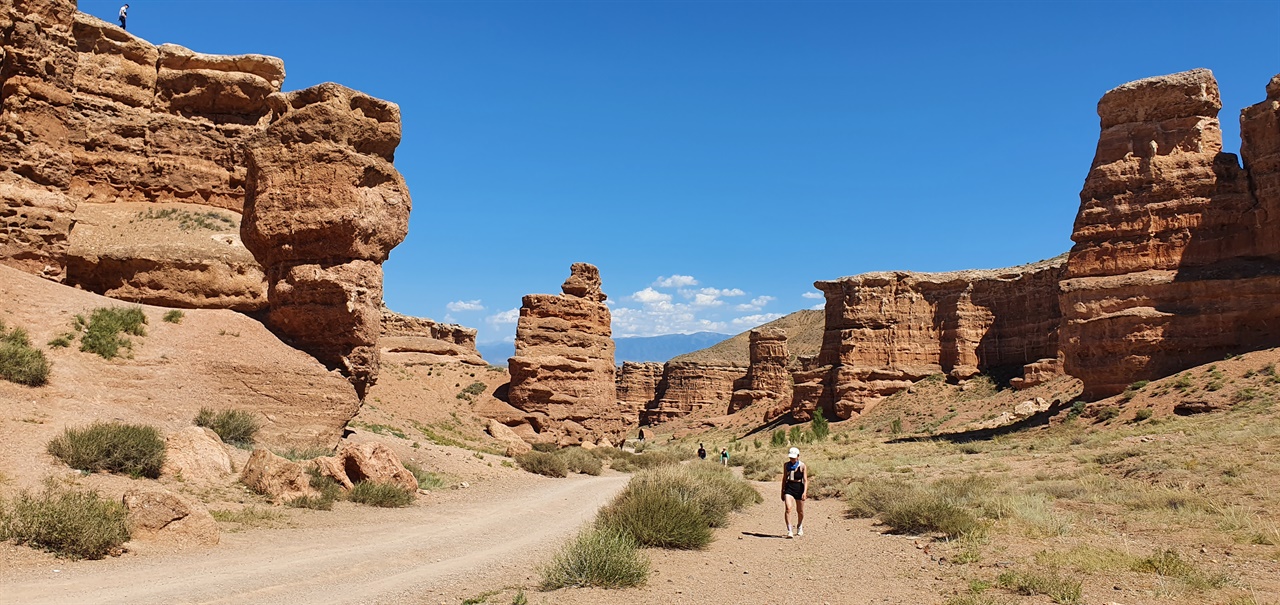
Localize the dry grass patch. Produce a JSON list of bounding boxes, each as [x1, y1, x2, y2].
[[597, 463, 759, 549], [47, 421, 165, 478], [0, 481, 130, 560], [996, 568, 1083, 604], [0, 321, 51, 386], [515, 451, 568, 478], [194, 408, 261, 448], [540, 525, 649, 590], [348, 481, 415, 508]]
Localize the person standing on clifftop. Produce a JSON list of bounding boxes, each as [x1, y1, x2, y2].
[[781, 447, 807, 538], [118, 4, 129, 30]]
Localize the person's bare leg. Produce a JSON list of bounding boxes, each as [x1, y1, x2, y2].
[[783, 494, 796, 536], [796, 498, 805, 535]]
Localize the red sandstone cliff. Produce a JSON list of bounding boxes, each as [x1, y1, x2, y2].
[[808, 258, 1065, 419], [501, 263, 622, 445], [729, 328, 792, 418], [1061, 70, 1280, 398]]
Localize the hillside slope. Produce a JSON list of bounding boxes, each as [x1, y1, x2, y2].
[[671, 309, 824, 366]]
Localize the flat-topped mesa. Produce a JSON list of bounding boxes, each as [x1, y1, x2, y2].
[[811, 258, 1065, 419], [241, 84, 411, 397], [729, 328, 793, 419], [1061, 69, 1280, 398], [501, 263, 621, 445]]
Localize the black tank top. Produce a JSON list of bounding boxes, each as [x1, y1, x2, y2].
[[785, 460, 805, 485]]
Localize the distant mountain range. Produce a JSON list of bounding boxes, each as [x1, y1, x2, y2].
[[476, 331, 732, 366]]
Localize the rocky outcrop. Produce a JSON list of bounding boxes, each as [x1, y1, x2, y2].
[[501, 263, 620, 444], [313, 442, 417, 493], [240, 449, 318, 503], [486, 419, 532, 457], [616, 361, 663, 419], [241, 84, 411, 396], [2, 2, 413, 394], [729, 328, 792, 417], [380, 307, 483, 366], [1061, 70, 1280, 398], [811, 259, 1065, 419], [122, 488, 219, 547], [639, 361, 746, 424]]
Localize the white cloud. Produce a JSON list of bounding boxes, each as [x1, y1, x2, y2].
[[736, 295, 776, 312], [680, 287, 746, 308], [731, 313, 785, 328], [630, 287, 673, 305], [802, 291, 824, 299], [611, 305, 728, 338], [653, 275, 699, 288], [446, 299, 485, 312], [692, 292, 724, 307], [486, 307, 520, 325], [810, 303, 825, 310]]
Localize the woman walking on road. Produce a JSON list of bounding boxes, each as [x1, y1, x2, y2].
[[781, 447, 806, 538]]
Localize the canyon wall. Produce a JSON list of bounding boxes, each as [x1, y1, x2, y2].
[[809, 259, 1065, 419], [502, 263, 622, 445], [616, 361, 663, 421], [638, 361, 746, 424], [1061, 70, 1280, 398], [1, 1, 416, 394], [728, 328, 791, 416]]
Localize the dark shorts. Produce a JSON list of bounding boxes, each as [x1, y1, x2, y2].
[[784, 482, 804, 500]]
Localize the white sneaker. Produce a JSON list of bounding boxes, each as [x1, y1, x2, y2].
[[786, 528, 794, 538], [797, 526, 804, 537]]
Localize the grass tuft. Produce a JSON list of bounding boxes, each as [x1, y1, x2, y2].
[[557, 447, 604, 476], [162, 310, 184, 324], [516, 451, 569, 478], [403, 461, 448, 490], [0, 321, 51, 386], [46, 422, 165, 478], [348, 481, 415, 508], [540, 525, 649, 590], [194, 408, 261, 448], [79, 307, 147, 360], [996, 569, 1083, 604], [596, 463, 760, 549]]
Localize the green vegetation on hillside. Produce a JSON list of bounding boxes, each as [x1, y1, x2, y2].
[[0, 320, 51, 386]]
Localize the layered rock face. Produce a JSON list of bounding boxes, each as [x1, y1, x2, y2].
[[503, 263, 621, 444], [380, 308, 483, 366], [811, 259, 1065, 418], [616, 361, 663, 419], [241, 84, 411, 396], [1061, 70, 1280, 398], [639, 361, 746, 424], [729, 328, 792, 417], [2, 2, 414, 394]]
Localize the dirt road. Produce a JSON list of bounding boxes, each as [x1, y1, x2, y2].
[[1, 474, 628, 605]]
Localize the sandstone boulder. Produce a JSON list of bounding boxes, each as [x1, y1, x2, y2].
[[161, 426, 233, 483], [487, 419, 532, 457], [314, 442, 417, 492], [122, 488, 219, 547], [240, 449, 317, 503]]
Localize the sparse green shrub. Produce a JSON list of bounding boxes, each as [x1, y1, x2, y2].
[[771, 429, 787, 447], [79, 307, 147, 360], [348, 481, 415, 508], [404, 461, 448, 490], [846, 476, 987, 538], [1133, 409, 1153, 422], [1129, 380, 1149, 390], [287, 468, 343, 510], [890, 417, 904, 435], [162, 310, 184, 324], [596, 464, 759, 549], [274, 446, 333, 461], [461, 381, 486, 396], [0, 322, 51, 386], [540, 525, 649, 589], [46, 422, 165, 478], [1095, 407, 1120, 421], [516, 451, 569, 478], [134, 207, 235, 231], [811, 408, 830, 441], [1, 481, 130, 559], [1068, 401, 1086, 418], [996, 569, 1082, 604], [557, 447, 603, 476], [194, 408, 261, 448], [740, 454, 776, 481], [47, 333, 73, 348], [532, 442, 558, 453]]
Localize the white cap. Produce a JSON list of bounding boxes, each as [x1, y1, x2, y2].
[[788, 447, 800, 458]]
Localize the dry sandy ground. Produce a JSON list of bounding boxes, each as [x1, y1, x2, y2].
[[538, 484, 947, 605], [1, 473, 629, 605]]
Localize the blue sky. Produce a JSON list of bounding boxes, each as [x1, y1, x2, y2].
[[84, 1, 1279, 343]]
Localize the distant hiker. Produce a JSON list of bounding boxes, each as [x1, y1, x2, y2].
[[720, 447, 729, 466], [697, 443, 707, 460], [118, 4, 128, 30], [638, 428, 645, 442], [781, 447, 807, 538]]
